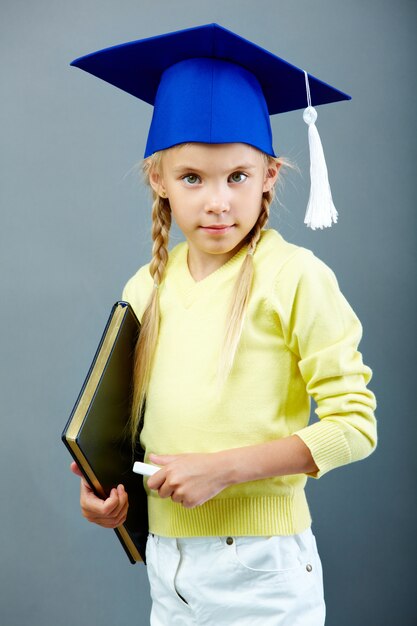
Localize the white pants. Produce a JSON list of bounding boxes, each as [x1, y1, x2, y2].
[[146, 528, 325, 625]]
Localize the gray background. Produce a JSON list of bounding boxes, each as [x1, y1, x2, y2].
[[1, 0, 416, 624]]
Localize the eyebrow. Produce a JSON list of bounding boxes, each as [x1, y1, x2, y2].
[[171, 163, 258, 173]]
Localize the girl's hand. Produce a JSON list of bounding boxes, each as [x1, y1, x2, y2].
[[146, 452, 230, 509], [70, 461, 129, 528]]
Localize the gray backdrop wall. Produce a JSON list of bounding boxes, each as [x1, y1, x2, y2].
[[1, 1, 416, 624]]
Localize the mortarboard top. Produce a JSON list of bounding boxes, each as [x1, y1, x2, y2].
[[70, 23, 350, 159]]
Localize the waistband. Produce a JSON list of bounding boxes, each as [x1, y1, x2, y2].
[[148, 491, 312, 538]]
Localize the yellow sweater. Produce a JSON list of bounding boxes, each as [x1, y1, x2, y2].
[[122, 229, 377, 537]]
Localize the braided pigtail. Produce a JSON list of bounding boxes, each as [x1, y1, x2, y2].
[[130, 188, 171, 444], [217, 187, 273, 384]]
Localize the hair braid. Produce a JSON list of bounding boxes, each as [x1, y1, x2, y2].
[[130, 194, 171, 444], [247, 190, 272, 255], [149, 196, 172, 285], [218, 189, 273, 384]]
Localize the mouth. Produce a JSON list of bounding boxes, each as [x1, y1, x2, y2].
[[199, 224, 235, 234]]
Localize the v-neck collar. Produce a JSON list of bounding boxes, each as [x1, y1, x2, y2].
[[168, 240, 248, 308]]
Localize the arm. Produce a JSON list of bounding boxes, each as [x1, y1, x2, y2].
[[219, 434, 319, 480], [148, 253, 377, 508], [277, 253, 377, 478], [70, 462, 129, 528], [147, 435, 318, 509]]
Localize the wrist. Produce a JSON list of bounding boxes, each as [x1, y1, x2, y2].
[[213, 436, 318, 486], [214, 447, 256, 487]]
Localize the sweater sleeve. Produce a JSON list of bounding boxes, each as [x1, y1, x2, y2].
[[271, 250, 377, 479]]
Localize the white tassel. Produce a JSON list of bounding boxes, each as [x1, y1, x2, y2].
[[303, 72, 338, 230]]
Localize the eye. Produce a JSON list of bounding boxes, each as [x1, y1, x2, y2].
[[182, 173, 201, 185], [229, 171, 247, 184]]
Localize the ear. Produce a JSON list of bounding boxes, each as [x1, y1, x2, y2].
[[263, 161, 281, 193], [149, 168, 167, 198]]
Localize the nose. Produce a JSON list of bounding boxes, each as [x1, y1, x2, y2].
[[204, 186, 231, 214]]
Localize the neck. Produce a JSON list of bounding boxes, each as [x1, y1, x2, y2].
[[187, 244, 245, 282]]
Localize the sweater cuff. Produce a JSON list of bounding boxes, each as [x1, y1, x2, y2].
[[294, 420, 352, 479]]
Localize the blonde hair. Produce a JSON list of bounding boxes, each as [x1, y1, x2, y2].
[[130, 147, 284, 444]]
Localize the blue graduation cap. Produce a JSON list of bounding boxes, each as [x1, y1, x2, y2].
[[71, 23, 351, 229]]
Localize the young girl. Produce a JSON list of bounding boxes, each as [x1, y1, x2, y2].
[[70, 24, 377, 625]]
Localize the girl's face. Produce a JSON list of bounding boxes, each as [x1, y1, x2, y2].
[[150, 143, 279, 278]]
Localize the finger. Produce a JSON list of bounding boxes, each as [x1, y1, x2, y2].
[[103, 485, 129, 517], [79, 476, 95, 498], [113, 485, 129, 517], [157, 480, 177, 500], [170, 491, 184, 504], [84, 506, 128, 528], [91, 489, 129, 527], [70, 463, 94, 496], [70, 461, 83, 477], [80, 485, 119, 518], [149, 453, 179, 465], [99, 488, 127, 517], [147, 469, 167, 491], [87, 511, 128, 528]]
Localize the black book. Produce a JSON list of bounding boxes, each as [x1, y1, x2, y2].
[[62, 301, 147, 564]]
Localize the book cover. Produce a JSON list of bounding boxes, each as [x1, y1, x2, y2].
[[62, 301, 147, 564]]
